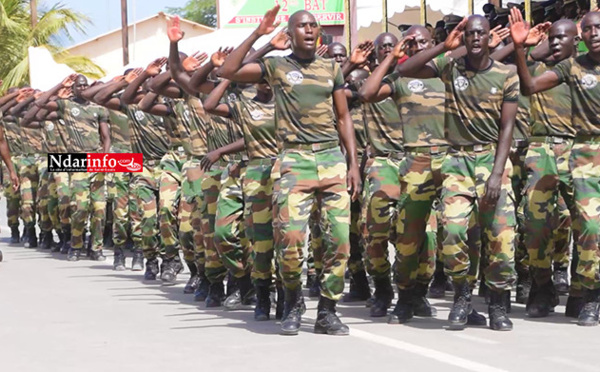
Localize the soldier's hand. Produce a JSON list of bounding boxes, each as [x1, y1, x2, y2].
[[392, 36, 413, 59], [509, 7, 530, 47], [62, 73, 78, 88], [182, 51, 208, 72], [57, 87, 72, 99], [489, 25, 510, 49], [146, 57, 167, 77], [167, 15, 185, 42], [350, 41, 375, 66], [525, 22, 551, 47], [316, 44, 329, 57], [256, 5, 281, 36], [200, 150, 221, 171], [270, 28, 291, 50], [347, 164, 361, 201], [211, 47, 233, 68], [444, 17, 467, 51], [10, 170, 19, 192], [125, 68, 144, 83], [482, 173, 502, 210]]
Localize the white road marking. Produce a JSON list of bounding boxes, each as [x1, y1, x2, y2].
[[545, 357, 598, 372]]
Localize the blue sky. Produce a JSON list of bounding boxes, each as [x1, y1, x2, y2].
[[51, 0, 189, 46]]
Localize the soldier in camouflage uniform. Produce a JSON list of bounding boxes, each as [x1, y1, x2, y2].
[[0, 89, 24, 244], [220, 6, 361, 335], [0, 106, 20, 259], [399, 16, 519, 331], [511, 10, 600, 326], [356, 32, 405, 318], [36, 74, 111, 262]]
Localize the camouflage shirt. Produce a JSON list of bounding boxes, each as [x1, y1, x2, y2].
[[432, 57, 519, 145], [225, 89, 249, 161], [551, 55, 600, 135], [55, 99, 109, 153], [20, 120, 44, 155], [183, 95, 209, 157], [208, 114, 233, 162], [1, 114, 23, 155], [228, 97, 277, 159], [385, 74, 448, 147], [108, 109, 131, 153], [43, 120, 68, 153], [529, 62, 574, 137], [362, 95, 404, 155], [161, 97, 184, 149], [120, 104, 169, 161], [346, 82, 368, 156], [259, 55, 344, 144]]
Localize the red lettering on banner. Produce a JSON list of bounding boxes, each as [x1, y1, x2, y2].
[[86, 153, 144, 173]]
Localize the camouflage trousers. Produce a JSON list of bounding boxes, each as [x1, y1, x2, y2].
[[394, 149, 445, 290], [441, 147, 517, 291], [54, 172, 71, 231], [276, 145, 350, 301], [215, 161, 249, 279], [70, 171, 106, 251], [19, 155, 40, 227], [3, 157, 21, 228], [108, 172, 133, 248], [46, 171, 62, 232], [509, 145, 528, 276], [179, 157, 205, 267], [569, 141, 600, 290], [522, 140, 578, 288], [202, 161, 228, 284], [307, 202, 323, 276], [363, 155, 402, 280], [244, 158, 277, 282], [131, 161, 162, 259], [159, 148, 186, 259], [36, 156, 52, 233]]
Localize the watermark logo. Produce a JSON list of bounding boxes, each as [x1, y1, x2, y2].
[[48, 153, 143, 172]]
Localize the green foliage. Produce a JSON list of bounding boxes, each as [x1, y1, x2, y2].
[[0, 0, 104, 92], [166, 0, 217, 28]]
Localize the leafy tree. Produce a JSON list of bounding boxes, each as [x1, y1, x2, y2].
[[166, 0, 217, 28], [0, 0, 104, 91]]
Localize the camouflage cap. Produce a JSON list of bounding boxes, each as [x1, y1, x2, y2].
[[443, 14, 463, 28]]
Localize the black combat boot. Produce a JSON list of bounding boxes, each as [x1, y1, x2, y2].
[[516, 270, 532, 304], [370, 277, 394, 317], [160, 256, 184, 285], [60, 227, 71, 254], [577, 289, 600, 327], [103, 222, 114, 248], [343, 270, 371, 302], [21, 227, 29, 246], [448, 280, 472, 329], [388, 289, 414, 324], [553, 264, 570, 295], [565, 296, 584, 318], [314, 296, 349, 335], [90, 249, 106, 261], [281, 287, 305, 335], [489, 290, 513, 331], [10, 225, 20, 245], [131, 250, 144, 271], [41, 231, 54, 250], [183, 261, 200, 294], [144, 258, 159, 280], [275, 285, 285, 320], [52, 230, 64, 253], [412, 283, 437, 317], [193, 272, 210, 302], [24, 225, 37, 248], [526, 280, 559, 318], [225, 274, 256, 310], [206, 281, 226, 308], [254, 280, 271, 321], [113, 247, 126, 271], [305, 273, 316, 289], [308, 270, 321, 298], [67, 248, 81, 262], [429, 263, 448, 298]]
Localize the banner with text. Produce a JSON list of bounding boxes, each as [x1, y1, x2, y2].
[[219, 0, 345, 28]]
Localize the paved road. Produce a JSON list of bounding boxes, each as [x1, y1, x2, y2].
[[0, 202, 598, 372]]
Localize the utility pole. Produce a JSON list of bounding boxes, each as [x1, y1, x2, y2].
[[121, 0, 129, 66], [31, 0, 37, 28]]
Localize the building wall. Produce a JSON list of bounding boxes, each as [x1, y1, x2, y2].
[[67, 16, 213, 78]]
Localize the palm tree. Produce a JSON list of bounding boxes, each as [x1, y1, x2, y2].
[[0, 0, 104, 92]]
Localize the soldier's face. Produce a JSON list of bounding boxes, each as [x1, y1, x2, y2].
[[549, 24, 578, 61], [327, 44, 347, 64], [289, 13, 320, 54], [407, 30, 433, 57], [375, 35, 397, 63], [73, 76, 89, 98], [464, 18, 490, 57], [581, 13, 600, 53], [256, 82, 271, 94]]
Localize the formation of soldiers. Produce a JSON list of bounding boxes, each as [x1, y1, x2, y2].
[[2, 0, 600, 335]]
